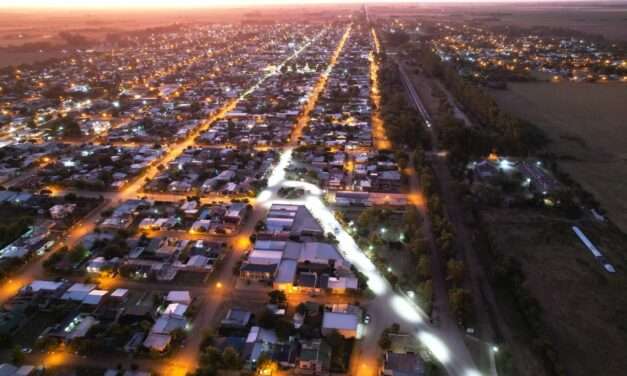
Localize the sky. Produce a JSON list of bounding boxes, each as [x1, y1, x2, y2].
[[0, 0, 594, 10]]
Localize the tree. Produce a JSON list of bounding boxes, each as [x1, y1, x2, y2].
[[267, 290, 287, 306], [275, 318, 294, 341], [11, 346, 24, 365], [69, 245, 89, 263], [417, 255, 431, 280], [446, 260, 465, 286], [199, 346, 222, 371], [448, 288, 472, 323], [325, 330, 347, 371], [378, 334, 392, 350], [409, 236, 427, 258], [221, 347, 242, 370], [257, 309, 279, 329], [200, 329, 215, 349], [417, 279, 433, 304]]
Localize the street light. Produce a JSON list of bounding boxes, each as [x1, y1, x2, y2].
[[492, 345, 499, 353]]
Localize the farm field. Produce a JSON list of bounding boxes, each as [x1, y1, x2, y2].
[[369, 2, 627, 42], [489, 82, 627, 231], [482, 207, 627, 376], [477, 5, 627, 42]]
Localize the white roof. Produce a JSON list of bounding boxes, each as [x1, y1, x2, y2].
[[16, 365, 35, 376], [275, 260, 298, 284], [327, 276, 358, 290], [62, 283, 96, 301], [143, 333, 171, 352], [248, 250, 283, 265], [68, 283, 96, 292], [28, 280, 63, 292], [111, 288, 129, 298], [186, 255, 209, 267], [67, 316, 98, 340], [151, 316, 186, 334], [246, 326, 278, 344], [166, 290, 191, 304], [82, 290, 108, 305], [164, 303, 188, 317], [300, 242, 342, 264], [322, 311, 359, 331]]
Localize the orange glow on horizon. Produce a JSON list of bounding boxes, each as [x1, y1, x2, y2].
[[4, 0, 527, 10]]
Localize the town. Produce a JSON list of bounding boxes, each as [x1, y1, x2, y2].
[[0, 2, 626, 376]]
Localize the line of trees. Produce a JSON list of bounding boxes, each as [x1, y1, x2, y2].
[[377, 55, 427, 149], [412, 45, 548, 162]]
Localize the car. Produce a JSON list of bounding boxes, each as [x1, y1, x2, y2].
[[363, 314, 371, 325], [21, 347, 32, 354]]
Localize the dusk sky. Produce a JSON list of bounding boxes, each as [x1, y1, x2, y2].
[[1, 0, 594, 9]]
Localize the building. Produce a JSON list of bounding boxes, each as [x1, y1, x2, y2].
[[380, 352, 426, 376], [321, 312, 359, 338]]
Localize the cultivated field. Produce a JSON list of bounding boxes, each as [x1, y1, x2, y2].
[[477, 4, 627, 42], [489, 82, 627, 231], [369, 2, 627, 42], [482, 207, 627, 376]]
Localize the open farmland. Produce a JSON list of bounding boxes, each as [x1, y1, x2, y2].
[[481, 207, 627, 376], [476, 4, 627, 42], [369, 2, 627, 41], [489, 82, 627, 231]]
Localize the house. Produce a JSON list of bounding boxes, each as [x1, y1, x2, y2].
[[264, 204, 323, 238], [83, 290, 108, 305], [240, 238, 358, 294], [321, 305, 362, 338], [24, 280, 64, 294], [0, 363, 35, 376], [245, 326, 279, 363], [221, 308, 252, 328], [296, 339, 331, 375], [240, 263, 277, 281], [163, 303, 188, 319], [151, 315, 186, 335], [51, 314, 99, 341], [143, 333, 172, 352], [61, 283, 96, 301], [380, 352, 426, 376], [49, 203, 76, 219], [166, 290, 191, 305], [224, 202, 249, 225]]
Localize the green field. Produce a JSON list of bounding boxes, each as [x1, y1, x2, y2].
[[490, 82, 627, 231]]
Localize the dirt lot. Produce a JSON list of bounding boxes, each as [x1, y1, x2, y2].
[[482, 207, 627, 376], [489, 82, 627, 231]]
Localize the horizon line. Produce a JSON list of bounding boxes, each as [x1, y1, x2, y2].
[[1, 0, 621, 11]]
